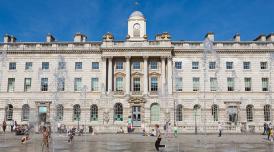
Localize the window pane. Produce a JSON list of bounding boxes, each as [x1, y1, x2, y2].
[[193, 77, 200, 91], [150, 61, 158, 69], [75, 62, 82, 70], [260, 62, 268, 69], [226, 62, 233, 69], [25, 62, 32, 70], [42, 62, 49, 70], [114, 103, 123, 121], [24, 78, 32, 92], [8, 78, 15, 92], [92, 62, 99, 69], [116, 62, 123, 69], [41, 78, 48, 91], [116, 77, 123, 91], [9, 62, 16, 70], [244, 78, 251, 91], [176, 77, 183, 91], [209, 62, 216, 69], [175, 62, 182, 69], [90, 105, 98, 121], [262, 78, 269, 91], [210, 77, 217, 91], [151, 77, 158, 91], [133, 77, 141, 91], [192, 62, 199, 69], [227, 77, 234, 91], [133, 62, 140, 69], [74, 78, 82, 91], [243, 62, 250, 69], [211, 105, 218, 121], [91, 78, 99, 91]]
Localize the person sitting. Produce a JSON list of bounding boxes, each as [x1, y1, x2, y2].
[[117, 127, 124, 134], [21, 129, 30, 144], [149, 129, 156, 136]]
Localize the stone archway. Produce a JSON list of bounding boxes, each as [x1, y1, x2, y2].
[[128, 97, 146, 127]]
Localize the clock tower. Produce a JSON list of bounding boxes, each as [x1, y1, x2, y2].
[[127, 11, 147, 41]]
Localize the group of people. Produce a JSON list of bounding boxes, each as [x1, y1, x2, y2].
[[263, 122, 274, 141], [1, 119, 18, 133]]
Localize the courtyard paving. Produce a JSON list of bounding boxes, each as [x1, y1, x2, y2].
[[0, 133, 274, 152]]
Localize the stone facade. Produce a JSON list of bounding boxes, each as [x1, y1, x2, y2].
[[0, 11, 274, 133]]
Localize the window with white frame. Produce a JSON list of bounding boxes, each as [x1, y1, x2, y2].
[[73, 104, 81, 121], [227, 77, 234, 91], [243, 62, 250, 70], [192, 77, 200, 91], [175, 77, 183, 91], [244, 77, 251, 91], [192, 62, 199, 69], [210, 77, 217, 91], [91, 78, 99, 91], [22, 104, 30, 121], [116, 77, 123, 91], [116, 62, 123, 69], [150, 61, 158, 69], [133, 77, 141, 91], [150, 77, 158, 91], [246, 105, 253, 122], [7, 78, 15, 92], [175, 62, 182, 69], [58, 61, 66, 70], [24, 78, 31, 92], [25, 62, 32, 70], [114, 103, 123, 121], [211, 104, 218, 121], [42, 62, 49, 70], [260, 62, 268, 69], [226, 62, 233, 69], [5, 104, 13, 121], [209, 62, 216, 69], [57, 77, 65, 91], [92, 62, 99, 69], [9, 62, 16, 70], [176, 104, 183, 121], [132, 62, 140, 69], [75, 62, 82, 70], [264, 104, 271, 121], [74, 78, 82, 91], [90, 104, 98, 121], [262, 77, 269, 91], [41, 78, 48, 91], [56, 104, 64, 121]]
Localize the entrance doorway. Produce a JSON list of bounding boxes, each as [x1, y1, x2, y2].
[[132, 106, 141, 127], [38, 106, 47, 125], [228, 106, 238, 123]]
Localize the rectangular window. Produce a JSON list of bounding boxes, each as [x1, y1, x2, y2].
[[9, 62, 16, 70], [42, 62, 49, 70], [92, 62, 99, 69], [244, 77, 251, 91], [243, 62, 250, 70], [209, 62, 216, 69], [116, 62, 123, 69], [261, 62, 268, 69], [210, 77, 217, 91], [150, 61, 158, 69], [175, 62, 182, 69], [58, 61, 66, 70], [91, 78, 99, 91], [7, 78, 15, 92], [151, 77, 158, 91], [192, 62, 199, 69], [74, 78, 82, 91], [262, 78, 269, 91], [227, 77, 234, 91], [175, 77, 183, 91], [25, 62, 32, 70], [75, 62, 82, 70], [226, 62, 233, 69], [57, 77, 65, 91], [116, 77, 123, 91], [132, 62, 140, 69], [41, 78, 48, 91], [133, 77, 141, 91], [24, 78, 31, 92], [193, 77, 200, 91]]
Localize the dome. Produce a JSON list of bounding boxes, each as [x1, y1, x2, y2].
[[129, 11, 145, 19]]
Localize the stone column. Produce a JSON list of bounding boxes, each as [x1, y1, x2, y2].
[[108, 57, 113, 94], [101, 57, 107, 94], [126, 56, 131, 95], [143, 56, 148, 95], [161, 57, 166, 95], [167, 57, 173, 95]]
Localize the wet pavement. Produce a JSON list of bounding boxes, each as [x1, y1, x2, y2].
[[1, 133, 274, 152]]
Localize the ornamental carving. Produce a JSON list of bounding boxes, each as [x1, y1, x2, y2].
[[128, 97, 146, 104]]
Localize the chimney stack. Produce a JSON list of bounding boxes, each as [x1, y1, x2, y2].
[[46, 33, 55, 42], [254, 34, 266, 41], [233, 33, 240, 42], [74, 32, 87, 42], [205, 32, 214, 41], [266, 33, 274, 41]]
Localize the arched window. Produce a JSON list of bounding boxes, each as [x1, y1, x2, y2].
[[22, 104, 30, 121], [56, 104, 64, 121], [246, 105, 253, 122], [211, 104, 219, 121], [90, 104, 98, 121], [73, 104, 81, 121], [114, 103, 123, 121], [193, 104, 201, 122], [5, 104, 13, 121], [150, 103, 160, 121], [264, 104, 271, 121], [176, 104, 183, 121]]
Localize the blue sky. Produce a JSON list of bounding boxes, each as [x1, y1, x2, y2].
[[0, 0, 273, 42]]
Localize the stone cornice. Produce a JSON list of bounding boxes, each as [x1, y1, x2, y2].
[[101, 47, 173, 51], [174, 49, 274, 53]]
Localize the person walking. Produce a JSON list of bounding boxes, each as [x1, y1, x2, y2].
[[42, 126, 49, 152], [11, 119, 14, 132], [127, 116, 132, 133], [2, 120, 7, 133], [218, 122, 223, 137], [263, 123, 267, 135], [155, 124, 165, 151]]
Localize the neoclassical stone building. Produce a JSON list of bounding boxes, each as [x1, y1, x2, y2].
[[1, 11, 274, 133]]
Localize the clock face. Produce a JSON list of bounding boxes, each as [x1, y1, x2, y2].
[[133, 23, 140, 30]]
